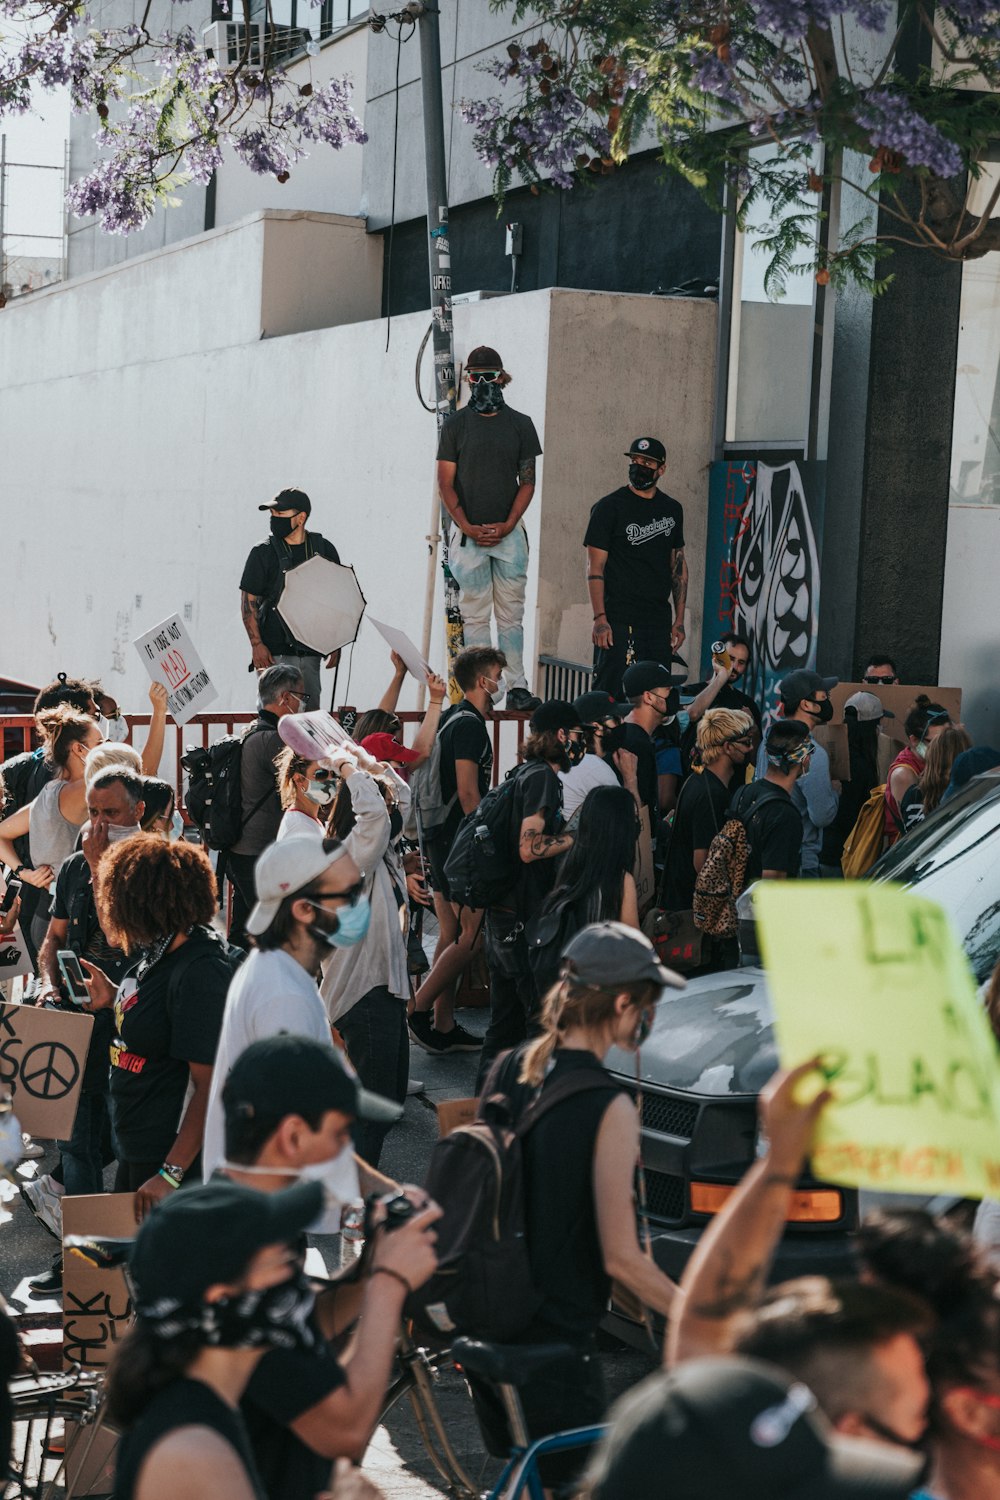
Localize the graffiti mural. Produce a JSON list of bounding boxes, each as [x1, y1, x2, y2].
[[702, 459, 826, 711]]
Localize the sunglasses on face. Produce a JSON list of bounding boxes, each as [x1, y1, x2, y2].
[[863, 675, 896, 684], [311, 879, 365, 908], [468, 370, 501, 384], [310, 768, 336, 784]]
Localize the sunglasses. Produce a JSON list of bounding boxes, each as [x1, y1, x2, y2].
[[863, 674, 896, 684], [309, 879, 365, 908], [468, 370, 501, 384], [310, 767, 336, 784]]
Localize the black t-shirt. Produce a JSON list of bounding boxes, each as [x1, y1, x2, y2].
[[436, 405, 542, 525], [584, 485, 685, 619], [506, 759, 565, 916], [662, 769, 731, 910], [433, 700, 493, 849], [114, 1377, 266, 1500], [52, 852, 128, 1092], [109, 929, 231, 1162], [239, 533, 341, 655], [731, 781, 802, 881], [616, 723, 659, 827], [490, 1047, 622, 1341], [242, 1331, 345, 1500]]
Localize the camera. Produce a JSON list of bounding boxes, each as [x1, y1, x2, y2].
[[381, 1193, 415, 1231]]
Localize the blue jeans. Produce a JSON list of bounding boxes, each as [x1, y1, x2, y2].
[[58, 1088, 112, 1198], [448, 524, 529, 689]]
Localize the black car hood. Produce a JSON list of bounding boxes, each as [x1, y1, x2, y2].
[[607, 966, 778, 1098]]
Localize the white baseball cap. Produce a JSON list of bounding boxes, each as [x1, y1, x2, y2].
[[845, 691, 895, 723], [246, 834, 350, 937]]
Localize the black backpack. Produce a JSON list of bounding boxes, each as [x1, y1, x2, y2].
[[406, 1070, 618, 1343], [443, 761, 540, 911], [166, 926, 246, 997], [525, 899, 582, 997], [181, 725, 272, 852]]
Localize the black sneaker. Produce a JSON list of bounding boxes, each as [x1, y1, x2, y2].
[[505, 687, 542, 714], [407, 1010, 440, 1053], [431, 1022, 483, 1053], [28, 1264, 62, 1296]]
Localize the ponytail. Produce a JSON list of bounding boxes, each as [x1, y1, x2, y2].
[[35, 706, 97, 773], [518, 975, 659, 1087], [105, 1324, 203, 1428]]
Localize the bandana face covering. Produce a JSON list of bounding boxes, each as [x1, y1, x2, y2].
[[138, 1269, 318, 1352], [469, 379, 505, 414]]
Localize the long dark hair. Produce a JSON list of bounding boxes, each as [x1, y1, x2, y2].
[[544, 785, 638, 924], [106, 1324, 205, 1428]]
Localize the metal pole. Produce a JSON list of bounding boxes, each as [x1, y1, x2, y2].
[[410, 0, 463, 700]]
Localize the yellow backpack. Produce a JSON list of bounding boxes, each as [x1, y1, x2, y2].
[[840, 784, 888, 879]]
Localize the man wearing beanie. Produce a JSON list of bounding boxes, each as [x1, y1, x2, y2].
[[437, 346, 543, 714]]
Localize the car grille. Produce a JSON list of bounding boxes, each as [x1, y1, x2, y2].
[[634, 1092, 699, 1140], [642, 1168, 686, 1222]]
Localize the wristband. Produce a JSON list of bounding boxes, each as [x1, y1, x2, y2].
[[11, 866, 25, 880], [370, 1265, 412, 1295], [158, 1169, 181, 1190], [594, 613, 608, 623], [161, 1161, 186, 1184]]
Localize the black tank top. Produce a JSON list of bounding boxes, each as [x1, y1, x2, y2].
[[113, 1377, 266, 1500], [492, 1046, 624, 1343]]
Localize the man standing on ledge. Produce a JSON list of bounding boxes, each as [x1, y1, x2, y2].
[[437, 345, 543, 714], [584, 437, 688, 701], [239, 487, 342, 710]]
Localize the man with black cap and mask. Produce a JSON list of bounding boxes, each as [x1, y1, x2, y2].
[[755, 670, 840, 877], [239, 487, 342, 710], [618, 661, 683, 829], [584, 437, 688, 701], [437, 346, 543, 713]]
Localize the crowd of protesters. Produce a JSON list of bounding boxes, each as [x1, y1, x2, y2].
[[0, 349, 998, 1500]]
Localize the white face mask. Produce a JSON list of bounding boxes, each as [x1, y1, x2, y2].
[[483, 676, 505, 708], [103, 715, 130, 744], [221, 1149, 361, 1236], [303, 779, 336, 807]]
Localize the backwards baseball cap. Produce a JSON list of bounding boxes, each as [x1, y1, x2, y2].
[[588, 1356, 924, 1500], [360, 731, 421, 766], [128, 1176, 324, 1312], [259, 487, 312, 516], [573, 690, 623, 726], [625, 437, 666, 464], [466, 345, 503, 370], [529, 699, 582, 734], [561, 921, 684, 992], [223, 1034, 403, 1131], [779, 670, 838, 703], [622, 660, 682, 700], [845, 691, 895, 724], [246, 835, 350, 938]]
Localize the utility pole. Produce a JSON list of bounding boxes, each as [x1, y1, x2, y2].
[[0, 136, 6, 301]]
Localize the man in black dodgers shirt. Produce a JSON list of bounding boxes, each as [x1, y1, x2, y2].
[[584, 437, 688, 700], [239, 487, 342, 710]]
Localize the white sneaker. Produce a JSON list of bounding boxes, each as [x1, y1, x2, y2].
[[20, 1136, 45, 1161], [406, 1078, 425, 1096], [21, 1174, 64, 1238]]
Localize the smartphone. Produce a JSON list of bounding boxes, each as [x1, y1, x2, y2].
[[57, 950, 90, 1005], [0, 880, 21, 916]]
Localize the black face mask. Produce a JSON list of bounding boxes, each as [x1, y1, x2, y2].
[[565, 738, 586, 767], [812, 698, 834, 724], [469, 380, 505, 414], [388, 806, 403, 840], [270, 515, 297, 540], [629, 463, 658, 491]]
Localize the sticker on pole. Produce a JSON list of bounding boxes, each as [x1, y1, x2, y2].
[[134, 614, 218, 725]]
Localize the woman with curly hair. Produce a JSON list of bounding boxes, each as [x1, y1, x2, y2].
[[82, 835, 233, 1222]]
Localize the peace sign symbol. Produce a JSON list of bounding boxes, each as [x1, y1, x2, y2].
[[19, 1042, 80, 1101]]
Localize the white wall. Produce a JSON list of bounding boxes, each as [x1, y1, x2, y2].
[[940, 504, 1000, 746]]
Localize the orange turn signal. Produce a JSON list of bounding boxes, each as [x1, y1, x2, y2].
[[689, 1181, 842, 1223]]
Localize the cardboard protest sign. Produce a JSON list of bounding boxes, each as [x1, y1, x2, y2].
[[830, 683, 963, 747], [634, 807, 656, 918], [62, 1193, 135, 1371], [812, 723, 849, 782], [0, 1002, 92, 1138], [134, 613, 218, 725], [0, 922, 33, 982], [755, 882, 1000, 1198], [368, 616, 434, 685]]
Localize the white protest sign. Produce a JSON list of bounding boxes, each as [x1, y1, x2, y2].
[[0, 923, 33, 982], [368, 617, 434, 684], [134, 614, 218, 725]]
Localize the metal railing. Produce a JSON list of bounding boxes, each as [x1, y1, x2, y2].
[[538, 655, 592, 703]]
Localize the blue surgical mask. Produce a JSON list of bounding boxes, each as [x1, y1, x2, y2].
[[309, 895, 371, 949]]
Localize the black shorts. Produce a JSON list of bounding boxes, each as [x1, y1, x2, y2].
[[424, 832, 452, 901]]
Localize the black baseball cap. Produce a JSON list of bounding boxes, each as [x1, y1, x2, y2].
[[259, 487, 312, 516], [128, 1176, 324, 1311], [561, 921, 684, 992], [622, 661, 683, 699], [625, 437, 666, 463], [467, 344, 503, 370], [529, 699, 582, 734], [573, 690, 624, 726], [779, 669, 838, 703], [223, 1034, 403, 1130], [588, 1357, 924, 1500]]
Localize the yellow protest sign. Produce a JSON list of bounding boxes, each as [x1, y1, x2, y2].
[[754, 881, 1000, 1198]]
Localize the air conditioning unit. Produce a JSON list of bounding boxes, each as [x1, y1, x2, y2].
[[202, 21, 312, 67]]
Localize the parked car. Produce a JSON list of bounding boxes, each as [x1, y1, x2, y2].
[[606, 772, 1000, 1308]]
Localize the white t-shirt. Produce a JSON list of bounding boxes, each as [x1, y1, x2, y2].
[[202, 947, 358, 1222], [559, 754, 619, 823], [278, 808, 324, 841]]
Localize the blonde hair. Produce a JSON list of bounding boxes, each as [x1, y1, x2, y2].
[[274, 746, 310, 810], [918, 725, 972, 816], [84, 742, 142, 788], [518, 975, 660, 1087], [36, 707, 99, 774], [697, 707, 754, 767]]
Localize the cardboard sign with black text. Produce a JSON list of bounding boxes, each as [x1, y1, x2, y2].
[[0, 922, 33, 983], [634, 808, 655, 918], [0, 1002, 92, 1138], [63, 1193, 135, 1372]]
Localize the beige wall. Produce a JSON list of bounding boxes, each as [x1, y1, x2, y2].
[[259, 211, 383, 338], [536, 290, 718, 676]]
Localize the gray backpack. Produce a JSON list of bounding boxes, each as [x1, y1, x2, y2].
[[405, 707, 480, 842]]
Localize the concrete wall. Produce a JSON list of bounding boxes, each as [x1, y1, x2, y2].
[[940, 506, 1000, 745]]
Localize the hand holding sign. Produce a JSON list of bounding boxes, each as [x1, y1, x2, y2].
[[755, 882, 1000, 1199], [134, 613, 218, 726]]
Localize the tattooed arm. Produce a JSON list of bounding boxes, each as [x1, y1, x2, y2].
[[670, 547, 688, 649], [518, 809, 573, 865], [241, 590, 273, 670], [666, 1060, 830, 1368]]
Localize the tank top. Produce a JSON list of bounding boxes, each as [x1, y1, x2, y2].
[[491, 1046, 624, 1343], [113, 1377, 266, 1500], [28, 777, 84, 876], [884, 745, 924, 842]]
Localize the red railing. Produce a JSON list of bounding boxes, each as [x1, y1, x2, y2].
[[1, 709, 529, 813]]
